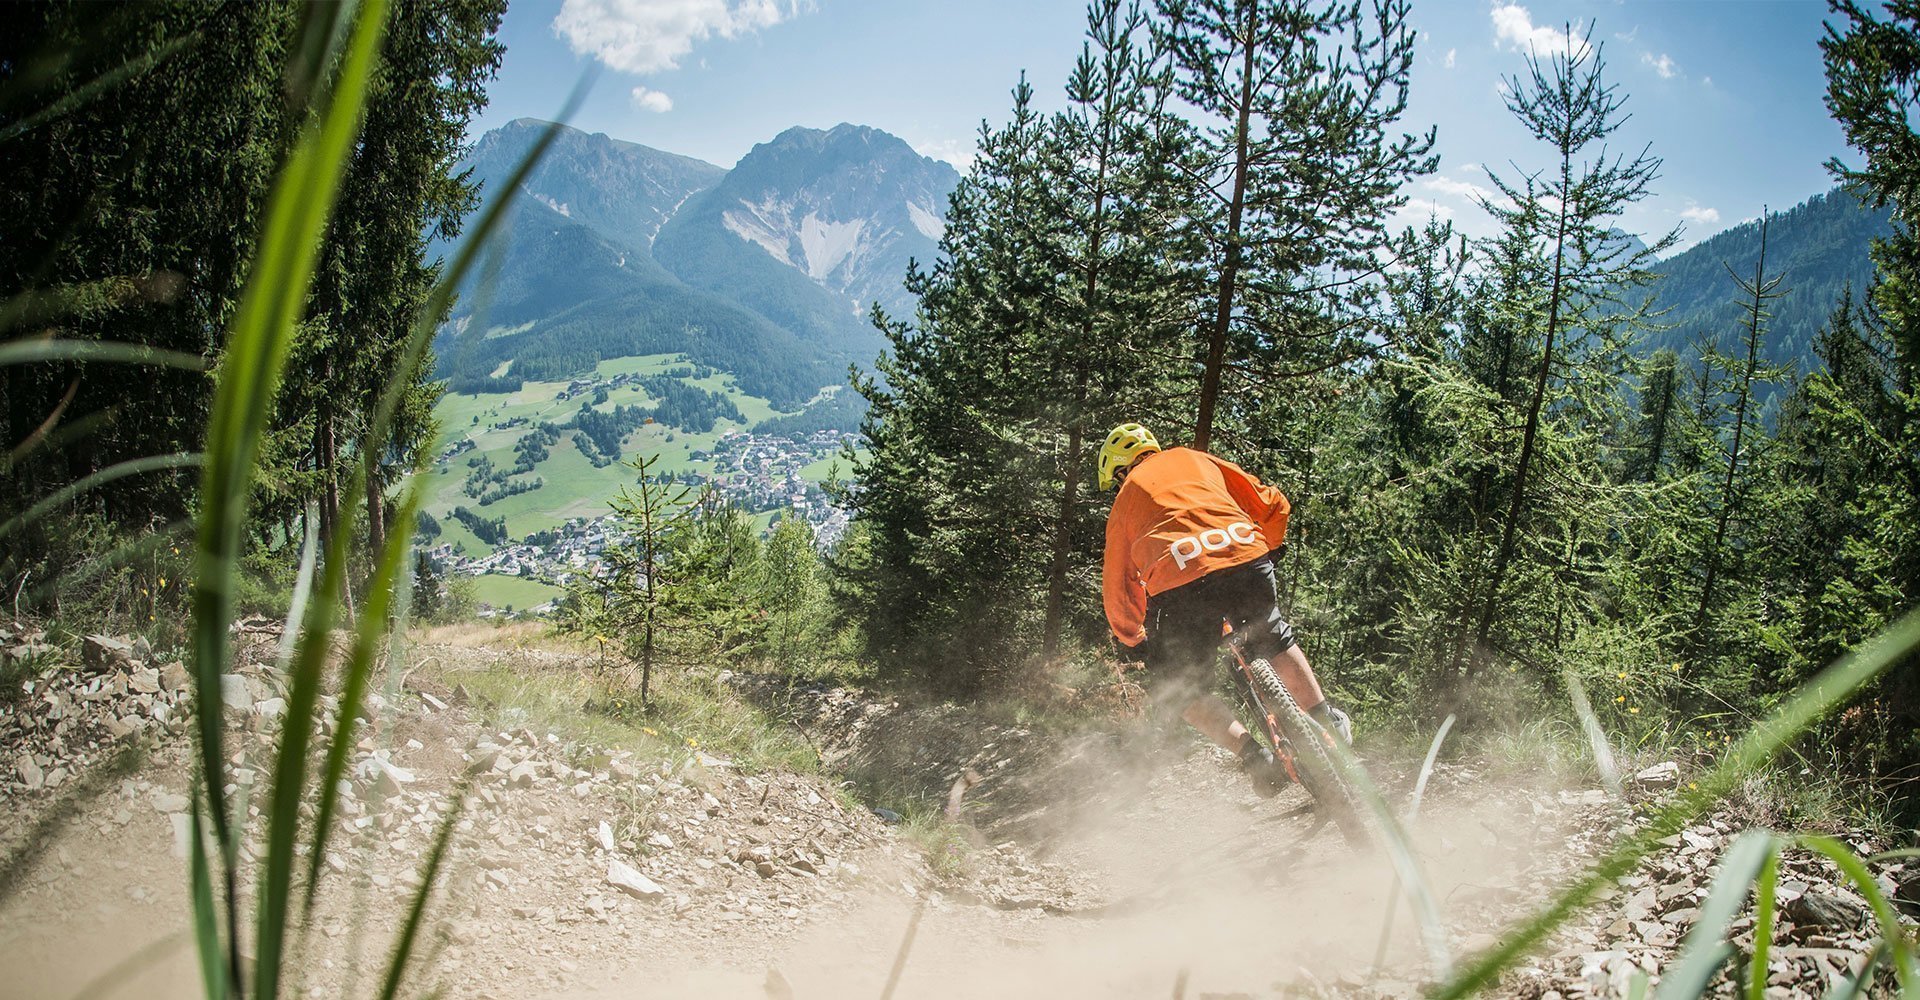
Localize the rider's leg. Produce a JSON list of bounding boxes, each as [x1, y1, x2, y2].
[[1181, 694, 1255, 753], [1272, 642, 1327, 712]]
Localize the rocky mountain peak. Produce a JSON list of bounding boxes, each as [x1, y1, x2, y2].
[[695, 123, 959, 307]]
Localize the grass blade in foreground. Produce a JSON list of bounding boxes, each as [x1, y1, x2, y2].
[[1794, 834, 1918, 991], [1323, 735, 1453, 979], [1746, 840, 1778, 1000], [1431, 606, 1920, 1000], [376, 778, 470, 1000], [1371, 715, 1457, 978], [0, 338, 209, 369], [182, 0, 388, 995], [1563, 666, 1622, 798], [0, 452, 200, 540], [241, 6, 393, 991]]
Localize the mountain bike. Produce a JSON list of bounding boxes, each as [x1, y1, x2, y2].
[[1221, 621, 1373, 848]]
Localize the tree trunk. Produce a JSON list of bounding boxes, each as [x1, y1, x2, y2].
[[1466, 171, 1572, 669], [366, 459, 387, 560], [316, 390, 340, 549], [1697, 219, 1772, 630], [1193, 4, 1258, 452], [1041, 408, 1086, 658]]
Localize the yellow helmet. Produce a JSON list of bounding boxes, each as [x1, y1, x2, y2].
[[1098, 422, 1161, 490]]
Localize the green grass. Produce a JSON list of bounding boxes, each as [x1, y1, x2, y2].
[[424, 350, 813, 545], [467, 573, 560, 609], [433, 636, 818, 774], [797, 448, 868, 484]]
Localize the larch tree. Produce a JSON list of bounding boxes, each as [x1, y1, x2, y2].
[[1461, 30, 1675, 672]]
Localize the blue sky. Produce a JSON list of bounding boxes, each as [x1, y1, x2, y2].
[[473, 1, 1854, 251]]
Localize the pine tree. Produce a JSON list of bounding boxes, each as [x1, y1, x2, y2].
[[1034, 0, 1204, 656], [0, 3, 294, 533], [758, 514, 827, 672], [1818, 0, 1920, 782], [572, 454, 694, 709], [846, 75, 1063, 687], [294, 0, 506, 552], [1155, 0, 1435, 448]]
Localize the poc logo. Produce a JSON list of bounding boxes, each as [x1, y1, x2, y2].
[[1169, 522, 1259, 570]]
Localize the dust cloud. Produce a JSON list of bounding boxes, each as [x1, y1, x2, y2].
[[558, 735, 1557, 1000]]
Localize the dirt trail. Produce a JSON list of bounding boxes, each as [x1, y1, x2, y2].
[[2, 627, 1907, 999], [555, 729, 1590, 1000]]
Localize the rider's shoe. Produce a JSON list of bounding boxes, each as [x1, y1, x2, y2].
[[1238, 740, 1291, 797], [1311, 703, 1353, 745]]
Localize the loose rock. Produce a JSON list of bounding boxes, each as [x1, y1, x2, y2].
[[606, 858, 665, 900]]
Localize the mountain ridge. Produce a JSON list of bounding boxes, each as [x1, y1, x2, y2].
[[436, 118, 959, 407]]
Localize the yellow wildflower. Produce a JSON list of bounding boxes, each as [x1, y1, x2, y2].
[[1615, 695, 1625, 703], [1629, 706, 1639, 714]]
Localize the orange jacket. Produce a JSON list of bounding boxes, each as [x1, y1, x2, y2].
[[1102, 447, 1290, 646]]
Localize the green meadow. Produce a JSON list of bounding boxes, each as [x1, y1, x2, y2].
[[467, 572, 563, 610], [424, 353, 852, 595]]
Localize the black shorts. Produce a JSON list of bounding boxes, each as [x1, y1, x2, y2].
[[1144, 554, 1298, 709]]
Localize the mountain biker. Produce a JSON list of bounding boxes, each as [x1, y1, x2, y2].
[[1099, 422, 1351, 794]]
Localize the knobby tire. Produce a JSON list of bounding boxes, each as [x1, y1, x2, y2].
[[1245, 656, 1372, 849]]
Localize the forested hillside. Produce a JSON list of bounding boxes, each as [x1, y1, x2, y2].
[[1, 0, 505, 573], [1647, 188, 1891, 374]]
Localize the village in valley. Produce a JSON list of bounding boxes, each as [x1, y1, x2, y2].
[[420, 425, 858, 615]]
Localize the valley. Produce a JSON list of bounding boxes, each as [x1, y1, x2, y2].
[[421, 352, 863, 613]]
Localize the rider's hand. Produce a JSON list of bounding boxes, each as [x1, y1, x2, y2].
[[1115, 636, 1152, 665]]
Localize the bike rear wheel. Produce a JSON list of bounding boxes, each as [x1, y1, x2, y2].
[[1244, 656, 1373, 849]]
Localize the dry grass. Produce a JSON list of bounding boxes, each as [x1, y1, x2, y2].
[[415, 621, 819, 775]]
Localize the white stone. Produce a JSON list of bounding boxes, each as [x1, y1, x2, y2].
[[1633, 761, 1680, 786], [220, 674, 252, 711], [169, 812, 191, 859], [606, 858, 665, 900]]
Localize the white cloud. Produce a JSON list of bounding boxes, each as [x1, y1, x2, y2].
[[1425, 175, 1497, 203], [630, 85, 673, 112], [1490, 4, 1591, 59], [909, 138, 977, 171], [1445, 48, 1457, 69], [1397, 198, 1456, 222], [1680, 204, 1720, 226], [554, 0, 809, 75], [1642, 51, 1679, 79]]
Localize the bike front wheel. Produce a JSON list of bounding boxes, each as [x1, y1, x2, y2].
[[1245, 656, 1373, 849]]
